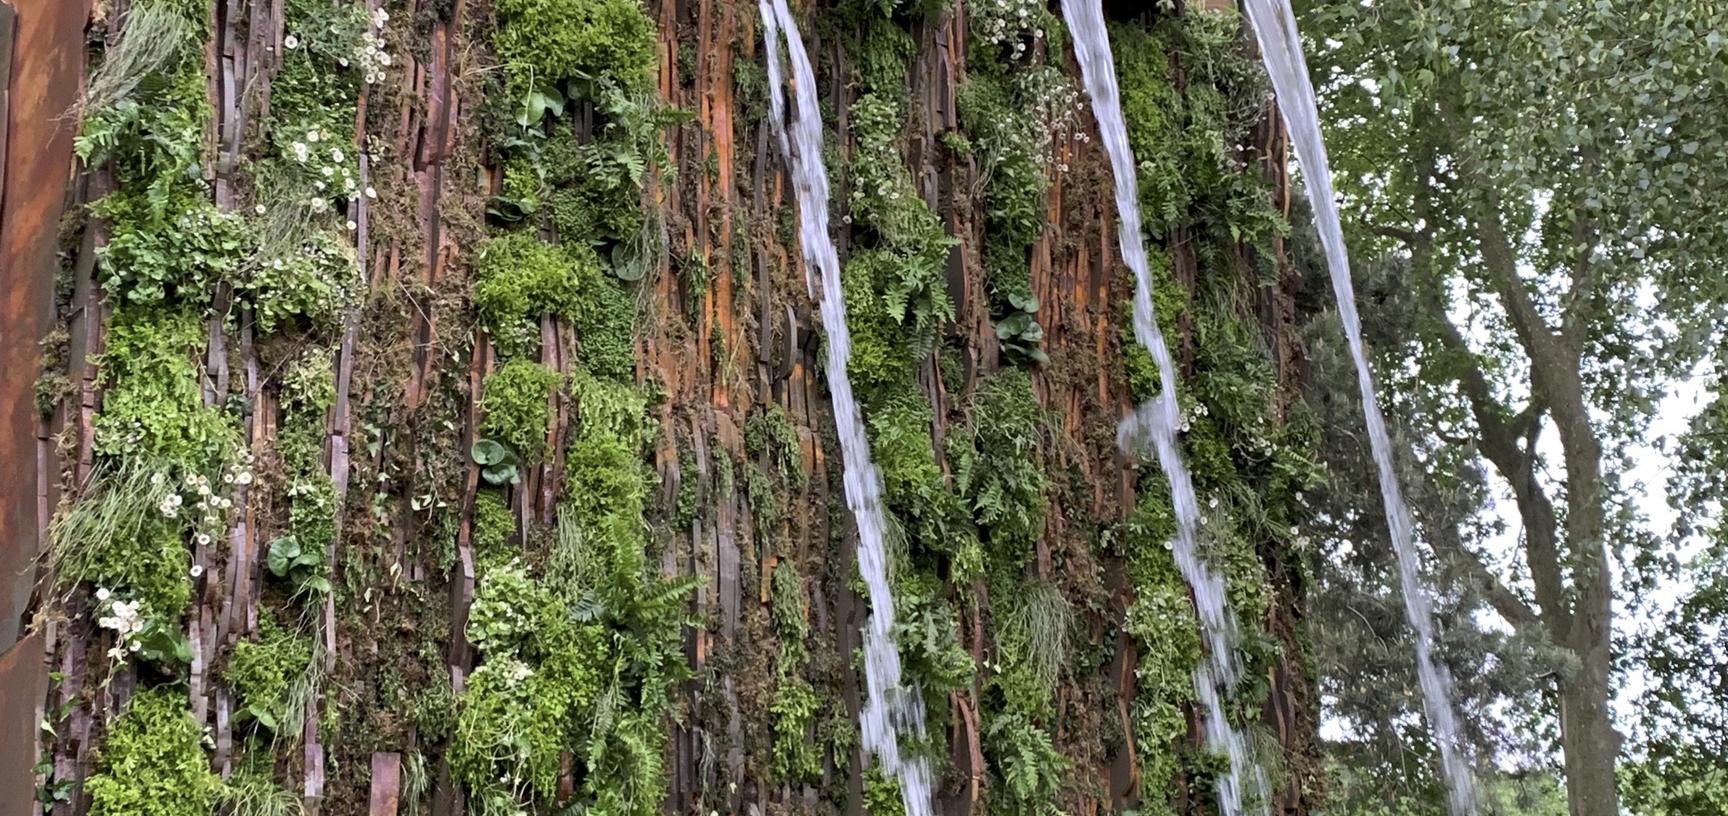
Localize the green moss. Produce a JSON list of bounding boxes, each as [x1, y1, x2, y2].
[[474, 233, 604, 358], [563, 435, 646, 530], [577, 276, 639, 380], [481, 360, 561, 463], [492, 0, 658, 97], [85, 688, 219, 816], [1111, 22, 1189, 238], [745, 404, 805, 488], [95, 308, 236, 471], [472, 491, 519, 574], [225, 612, 313, 731]]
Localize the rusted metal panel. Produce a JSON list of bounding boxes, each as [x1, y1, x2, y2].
[[1, 0, 90, 642], [0, 632, 48, 816]]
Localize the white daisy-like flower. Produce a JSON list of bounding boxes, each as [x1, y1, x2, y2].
[[307, 129, 321, 143], [379, 53, 392, 66], [330, 148, 344, 162], [196, 534, 211, 546], [284, 34, 300, 50], [95, 587, 111, 601], [364, 186, 377, 199], [372, 7, 389, 27], [310, 198, 328, 212], [237, 472, 253, 485], [190, 564, 205, 578], [98, 617, 116, 629], [255, 204, 268, 215], [338, 57, 350, 67], [149, 473, 165, 487], [292, 142, 310, 163], [315, 180, 328, 191], [223, 473, 235, 484], [129, 641, 141, 652], [346, 220, 358, 231]]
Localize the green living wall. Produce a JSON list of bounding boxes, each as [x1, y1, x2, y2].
[[30, 1, 1321, 814]]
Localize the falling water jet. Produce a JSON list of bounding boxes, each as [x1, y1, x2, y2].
[[1060, 1, 1267, 814], [757, 3, 937, 815], [1239, 0, 1477, 812]]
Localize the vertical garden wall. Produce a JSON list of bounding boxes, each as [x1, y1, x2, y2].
[[20, 0, 1323, 814]]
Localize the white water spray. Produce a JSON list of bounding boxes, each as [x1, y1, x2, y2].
[[1240, 1, 1476, 812], [1060, 1, 1266, 813], [758, 3, 936, 815]]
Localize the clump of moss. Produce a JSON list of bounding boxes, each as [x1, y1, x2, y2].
[[745, 404, 805, 488], [225, 612, 313, 731], [471, 491, 518, 574], [473, 233, 605, 359], [85, 688, 220, 816], [481, 360, 561, 463], [491, 0, 658, 98], [94, 308, 236, 471]]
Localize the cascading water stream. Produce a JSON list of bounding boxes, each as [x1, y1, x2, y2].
[[758, 3, 936, 815], [1239, 1, 1477, 812], [1060, 2, 1266, 814]]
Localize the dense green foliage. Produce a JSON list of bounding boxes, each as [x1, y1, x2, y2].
[[481, 360, 561, 463], [85, 689, 220, 816]]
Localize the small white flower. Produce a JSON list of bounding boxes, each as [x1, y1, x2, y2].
[[284, 34, 300, 50], [330, 148, 345, 162], [195, 534, 211, 547], [98, 617, 116, 629], [378, 53, 392, 67], [292, 142, 310, 163], [107, 646, 126, 661], [237, 472, 253, 485], [162, 506, 179, 519], [372, 7, 389, 27], [307, 129, 321, 143], [95, 587, 111, 601], [190, 564, 205, 577], [255, 204, 268, 215], [129, 641, 141, 652], [223, 473, 235, 484], [364, 186, 377, 199], [310, 198, 328, 212], [149, 473, 165, 487], [339, 57, 350, 67], [346, 220, 358, 231], [315, 180, 327, 191]]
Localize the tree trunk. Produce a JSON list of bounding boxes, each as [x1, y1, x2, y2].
[[1559, 640, 1619, 816]]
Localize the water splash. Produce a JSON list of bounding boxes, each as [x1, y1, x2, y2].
[[1060, 1, 1266, 813], [758, 3, 936, 815], [1239, 1, 1477, 812]]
